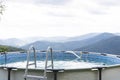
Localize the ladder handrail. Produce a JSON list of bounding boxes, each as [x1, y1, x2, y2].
[[44, 46, 54, 77], [24, 45, 37, 77], [24, 46, 54, 80]]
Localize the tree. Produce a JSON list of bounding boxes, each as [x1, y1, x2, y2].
[[0, 1, 5, 21], [0, 46, 8, 53], [0, 1, 5, 15], [0, 46, 8, 65]]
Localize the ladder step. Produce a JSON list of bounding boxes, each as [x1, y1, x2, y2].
[[28, 63, 35, 66], [25, 75, 47, 80], [47, 65, 52, 68]]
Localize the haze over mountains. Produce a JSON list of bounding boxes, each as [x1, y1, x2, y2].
[[0, 32, 120, 54], [0, 33, 100, 47], [0, 38, 25, 47], [21, 33, 115, 50]]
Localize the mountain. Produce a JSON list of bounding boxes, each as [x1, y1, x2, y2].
[[22, 41, 64, 50], [62, 32, 115, 49], [22, 33, 99, 43], [23, 36, 69, 43], [75, 36, 120, 54], [22, 32, 115, 50], [0, 32, 114, 48], [66, 33, 100, 42], [0, 38, 26, 47]]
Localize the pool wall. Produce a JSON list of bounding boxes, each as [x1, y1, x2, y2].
[[1, 65, 120, 80]]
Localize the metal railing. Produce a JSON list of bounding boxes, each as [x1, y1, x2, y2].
[[24, 46, 54, 80]]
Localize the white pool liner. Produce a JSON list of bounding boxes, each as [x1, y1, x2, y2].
[[0, 61, 105, 69]]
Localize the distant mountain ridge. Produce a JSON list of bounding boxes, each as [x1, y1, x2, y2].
[[0, 33, 99, 47], [0, 38, 25, 47], [1, 32, 120, 55], [66, 33, 100, 41], [75, 36, 120, 54], [22, 32, 116, 51], [22, 33, 99, 43]]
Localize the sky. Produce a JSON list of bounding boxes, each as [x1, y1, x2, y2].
[[0, 0, 120, 39]]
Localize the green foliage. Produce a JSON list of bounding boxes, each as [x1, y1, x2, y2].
[[0, 46, 8, 52], [0, 2, 5, 15], [0, 45, 25, 52]]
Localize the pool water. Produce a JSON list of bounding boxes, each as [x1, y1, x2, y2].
[[0, 51, 120, 69]]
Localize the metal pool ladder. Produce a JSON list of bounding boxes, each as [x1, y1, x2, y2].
[[24, 46, 54, 80]]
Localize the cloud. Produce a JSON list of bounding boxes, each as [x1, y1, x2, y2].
[[88, 9, 107, 15], [96, 0, 120, 6], [86, 6, 109, 15], [8, 0, 71, 6], [1, 0, 120, 39], [35, 0, 70, 5], [47, 12, 74, 17]]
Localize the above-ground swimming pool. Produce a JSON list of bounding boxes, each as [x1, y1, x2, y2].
[[1, 51, 120, 69], [1, 51, 120, 80]]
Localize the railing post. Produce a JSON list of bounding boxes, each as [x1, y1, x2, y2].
[[8, 68, 12, 80], [92, 67, 105, 80], [98, 67, 102, 80], [2, 67, 17, 80]]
